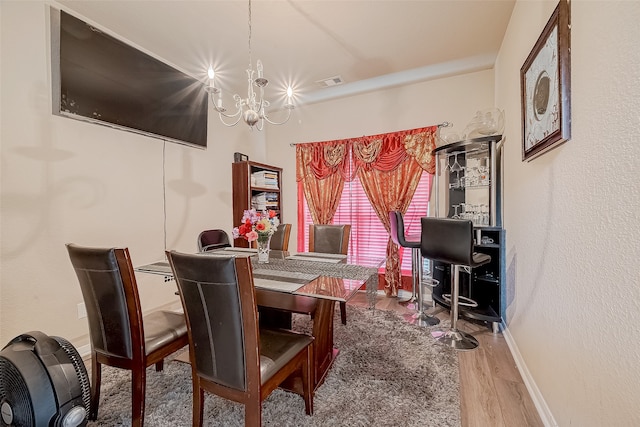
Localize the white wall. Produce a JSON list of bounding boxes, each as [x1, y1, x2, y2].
[[266, 70, 496, 249], [0, 1, 269, 346], [495, 0, 640, 425]]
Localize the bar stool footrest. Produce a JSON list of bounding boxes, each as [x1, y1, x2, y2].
[[442, 294, 479, 308], [423, 276, 439, 287]]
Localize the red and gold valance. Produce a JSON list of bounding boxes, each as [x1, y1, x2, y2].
[[295, 126, 437, 183]]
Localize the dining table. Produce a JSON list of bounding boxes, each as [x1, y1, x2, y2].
[[135, 247, 384, 392]]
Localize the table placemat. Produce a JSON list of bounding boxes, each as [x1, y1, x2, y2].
[[252, 269, 319, 284], [223, 247, 257, 253], [293, 252, 347, 260], [202, 251, 250, 258], [285, 255, 343, 263], [136, 261, 172, 275], [253, 278, 304, 293]]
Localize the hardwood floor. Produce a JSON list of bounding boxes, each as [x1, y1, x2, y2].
[[348, 291, 544, 427]]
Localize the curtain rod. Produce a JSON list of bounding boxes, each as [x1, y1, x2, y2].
[[289, 121, 453, 147]]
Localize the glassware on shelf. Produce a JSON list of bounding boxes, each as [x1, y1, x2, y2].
[[463, 204, 474, 221], [463, 109, 505, 139], [450, 152, 462, 173], [481, 204, 490, 226], [448, 152, 464, 189]]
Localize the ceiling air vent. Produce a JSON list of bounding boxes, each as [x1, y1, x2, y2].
[[316, 75, 344, 88]]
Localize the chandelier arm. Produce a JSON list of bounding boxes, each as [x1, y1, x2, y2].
[[209, 92, 245, 119], [215, 106, 243, 120], [217, 111, 244, 127], [262, 108, 292, 126], [256, 98, 266, 117]]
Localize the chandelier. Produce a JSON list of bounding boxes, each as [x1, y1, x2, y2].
[[206, 0, 294, 130]]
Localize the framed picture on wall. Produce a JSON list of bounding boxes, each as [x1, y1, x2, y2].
[[520, 0, 571, 162]]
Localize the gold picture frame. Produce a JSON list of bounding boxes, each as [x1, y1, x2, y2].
[[521, 0, 571, 161]]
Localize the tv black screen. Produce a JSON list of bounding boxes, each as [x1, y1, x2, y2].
[[51, 9, 208, 148]]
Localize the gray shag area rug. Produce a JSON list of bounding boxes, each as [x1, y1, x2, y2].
[[88, 306, 460, 426]]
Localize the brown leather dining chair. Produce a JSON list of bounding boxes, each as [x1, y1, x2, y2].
[[309, 224, 351, 324], [66, 243, 188, 427], [197, 229, 231, 252], [250, 223, 292, 251], [269, 223, 292, 251], [166, 251, 314, 427]]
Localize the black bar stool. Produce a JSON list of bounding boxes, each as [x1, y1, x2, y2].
[[420, 217, 491, 350], [389, 211, 439, 327]]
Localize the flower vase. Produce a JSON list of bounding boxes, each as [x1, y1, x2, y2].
[[257, 235, 271, 264]]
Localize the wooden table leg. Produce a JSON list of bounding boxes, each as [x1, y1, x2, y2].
[[310, 298, 338, 389]]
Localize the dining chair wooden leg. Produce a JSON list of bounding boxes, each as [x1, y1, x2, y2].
[[245, 400, 262, 427], [193, 385, 204, 427], [90, 356, 100, 420], [303, 345, 314, 415], [339, 301, 347, 325], [131, 368, 146, 427], [155, 360, 164, 372]]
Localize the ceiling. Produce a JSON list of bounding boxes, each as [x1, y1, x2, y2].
[[57, 0, 515, 107]]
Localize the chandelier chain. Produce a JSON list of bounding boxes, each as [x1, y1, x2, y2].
[[248, 0, 252, 69]]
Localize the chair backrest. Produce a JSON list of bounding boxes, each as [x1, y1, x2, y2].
[[270, 223, 292, 251], [166, 252, 259, 392], [309, 224, 351, 255], [197, 229, 231, 252], [66, 244, 143, 361], [420, 217, 475, 266]]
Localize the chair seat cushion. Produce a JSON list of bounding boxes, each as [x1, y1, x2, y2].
[[259, 328, 313, 384], [143, 310, 188, 355]]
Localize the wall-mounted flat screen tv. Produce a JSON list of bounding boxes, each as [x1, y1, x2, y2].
[[50, 9, 208, 149]]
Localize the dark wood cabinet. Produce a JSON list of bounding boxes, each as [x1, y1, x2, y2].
[[232, 161, 283, 247], [432, 135, 504, 331]]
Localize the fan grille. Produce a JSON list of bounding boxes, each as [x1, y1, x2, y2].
[[0, 357, 34, 426], [52, 337, 91, 417]]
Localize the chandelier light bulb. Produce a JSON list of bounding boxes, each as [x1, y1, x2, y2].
[[256, 60, 263, 78], [284, 86, 294, 110]]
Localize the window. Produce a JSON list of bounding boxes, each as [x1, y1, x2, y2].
[[298, 172, 432, 275]]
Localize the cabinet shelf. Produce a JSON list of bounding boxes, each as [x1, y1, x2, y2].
[[476, 243, 500, 249], [251, 185, 280, 192], [475, 274, 499, 284]]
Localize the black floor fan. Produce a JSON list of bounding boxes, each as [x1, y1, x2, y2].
[[0, 331, 91, 427]]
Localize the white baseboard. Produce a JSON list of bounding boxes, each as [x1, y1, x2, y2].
[[501, 325, 558, 427], [76, 343, 91, 359]]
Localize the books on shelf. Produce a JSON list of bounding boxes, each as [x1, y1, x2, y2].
[[251, 192, 279, 211], [251, 170, 279, 189]]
